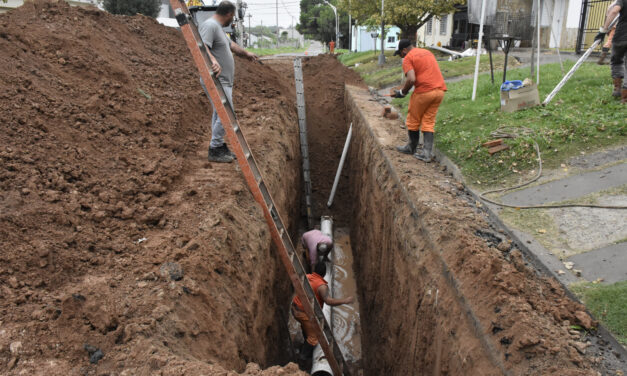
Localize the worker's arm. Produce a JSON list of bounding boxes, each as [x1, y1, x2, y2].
[[230, 40, 258, 61], [393, 69, 416, 98], [596, 3, 621, 40], [318, 285, 354, 306], [205, 47, 222, 76]]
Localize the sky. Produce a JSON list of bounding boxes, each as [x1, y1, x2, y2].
[[201, 0, 303, 28]]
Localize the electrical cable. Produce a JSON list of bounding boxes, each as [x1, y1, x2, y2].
[[478, 125, 627, 209]]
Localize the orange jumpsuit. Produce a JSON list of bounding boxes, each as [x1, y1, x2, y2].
[[402, 48, 447, 133], [292, 273, 327, 345]]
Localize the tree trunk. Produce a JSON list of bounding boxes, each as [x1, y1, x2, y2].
[[400, 24, 419, 42]]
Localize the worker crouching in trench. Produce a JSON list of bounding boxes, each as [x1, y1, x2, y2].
[[393, 39, 448, 162], [291, 262, 354, 368]]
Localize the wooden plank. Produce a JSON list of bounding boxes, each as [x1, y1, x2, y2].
[[488, 144, 510, 155], [482, 139, 503, 148]]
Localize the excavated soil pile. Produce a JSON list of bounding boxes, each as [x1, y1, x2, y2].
[[0, 1, 305, 375], [301, 55, 364, 226]]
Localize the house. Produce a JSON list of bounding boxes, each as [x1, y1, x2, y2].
[[350, 25, 402, 52], [414, 0, 606, 52]]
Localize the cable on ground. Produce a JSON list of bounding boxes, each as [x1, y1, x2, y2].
[[478, 125, 627, 210]]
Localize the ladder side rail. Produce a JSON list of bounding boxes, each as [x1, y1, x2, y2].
[[169, 2, 346, 374]]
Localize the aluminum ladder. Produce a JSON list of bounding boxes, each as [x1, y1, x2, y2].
[[168, 1, 349, 374]]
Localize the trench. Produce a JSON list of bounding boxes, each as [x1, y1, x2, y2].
[[255, 55, 605, 376]]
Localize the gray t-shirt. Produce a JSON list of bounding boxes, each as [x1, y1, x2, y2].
[[199, 18, 234, 86]]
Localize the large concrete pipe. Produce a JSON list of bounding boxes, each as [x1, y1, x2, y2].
[[311, 216, 334, 376]]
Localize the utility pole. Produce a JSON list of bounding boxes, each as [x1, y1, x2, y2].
[[348, 0, 351, 52], [247, 14, 252, 47], [276, 0, 279, 48], [378, 0, 385, 65], [323, 0, 338, 47]]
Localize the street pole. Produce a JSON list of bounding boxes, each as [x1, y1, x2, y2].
[[471, 0, 486, 101], [247, 14, 252, 47], [323, 1, 338, 48], [378, 0, 385, 65], [276, 0, 279, 48], [537, 0, 541, 84], [348, 0, 351, 51]]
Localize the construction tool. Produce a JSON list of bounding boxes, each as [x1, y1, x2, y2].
[[168, 1, 349, 374], [543, 15, 619, 105]]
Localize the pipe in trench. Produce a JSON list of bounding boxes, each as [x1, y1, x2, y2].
[[311, 216, 334, 376]]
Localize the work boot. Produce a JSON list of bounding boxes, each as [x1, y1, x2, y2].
[[221, 144, 237, 159], [208, 145, 234, 163], [414, 131, 434, 162], [622, 88, 627, 104], [613, 78, 623, 98], [597, 50, 608, 65], [396, 130, 420, 154]]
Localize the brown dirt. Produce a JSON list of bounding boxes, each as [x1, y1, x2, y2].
[[301, 55, 364, 227], [0, 1, 306, 375], [345, 86, 612, 375]]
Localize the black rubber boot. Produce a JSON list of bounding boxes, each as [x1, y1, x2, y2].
[[414, 131, 434, 162], [208, 145, 234, 163], [396, 130, 420, 154], [222, 144, 237, 159]]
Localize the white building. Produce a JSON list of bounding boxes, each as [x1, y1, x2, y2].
[[350, 25, 402, 52], [417, 15, 454, 48]]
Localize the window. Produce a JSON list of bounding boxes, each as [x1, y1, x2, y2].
[[440, 15, 448, 35], [426, 19, 433, 35], [388, 36, 395, 43]]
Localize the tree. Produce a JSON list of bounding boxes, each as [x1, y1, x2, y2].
[[339, 0, 464, 41], [103, 0, 162, 18], [298, 0, 351, 46]]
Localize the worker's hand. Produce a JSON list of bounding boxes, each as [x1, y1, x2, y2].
[[246, 51, 258, 62], [393, 89, 406, 98], [211, 59, 222, 76], [594, 27, 607, 42]]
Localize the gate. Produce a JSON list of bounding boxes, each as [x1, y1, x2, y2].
[[575, 0, 614, 54]]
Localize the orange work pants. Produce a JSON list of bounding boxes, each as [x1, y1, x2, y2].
[[406, 89, 445, 133], [292, 306, 318, 346]]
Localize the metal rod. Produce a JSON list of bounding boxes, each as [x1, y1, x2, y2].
[[471, 0, 486, 101], [327, 124, 353, 208], [537, 0, 541, 84], [543, 15, 619, 105]]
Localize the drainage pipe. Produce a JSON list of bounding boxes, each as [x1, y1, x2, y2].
[[311, 216, 334, 376], [327, 124, 352, 208]]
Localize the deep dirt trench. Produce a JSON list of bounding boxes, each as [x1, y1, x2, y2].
[[1, 2, 624, 375]]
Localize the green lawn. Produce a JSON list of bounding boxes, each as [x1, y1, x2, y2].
[[339, 50, 520, 89], [571, 281, 627, 345], [392, 62, 626, 186], [246, 43, 309, 57]]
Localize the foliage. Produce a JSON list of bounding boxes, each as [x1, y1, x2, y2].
[[339, 51, 516, 88], [298, 0, 350, 46], [391, 62, 626, 187], [338, 0, 464, 40], [103, 0, 161, 18], [572, 281, 627, 345], [245, 45, 309, 56]]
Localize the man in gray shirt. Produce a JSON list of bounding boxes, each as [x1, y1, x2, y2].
[[199, 1, 258, 162]]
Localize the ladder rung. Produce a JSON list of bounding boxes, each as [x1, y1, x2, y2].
[[244, 150, 250, 159], [221, 97, 228, 105], [233, 124, 239, 133], [267, 203, 274, 215]]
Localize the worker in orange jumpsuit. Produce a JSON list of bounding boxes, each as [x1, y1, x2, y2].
[[329, 40, 335, 54], [393, 39, 447, 162], [291, 262, 353, 361]]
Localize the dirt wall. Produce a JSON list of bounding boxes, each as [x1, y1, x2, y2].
[[345, 85, 604, 376], [0, 2, 304, 374]]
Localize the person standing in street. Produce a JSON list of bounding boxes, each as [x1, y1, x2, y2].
[[199, 1, 258, 163], [329, 40, 335, 54], [393, 39, 447, 162], [596, 0, 627, 102]]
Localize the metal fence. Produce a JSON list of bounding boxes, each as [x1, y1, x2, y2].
[[576, 0, 614, 54], [491, 11, 534, 41]]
